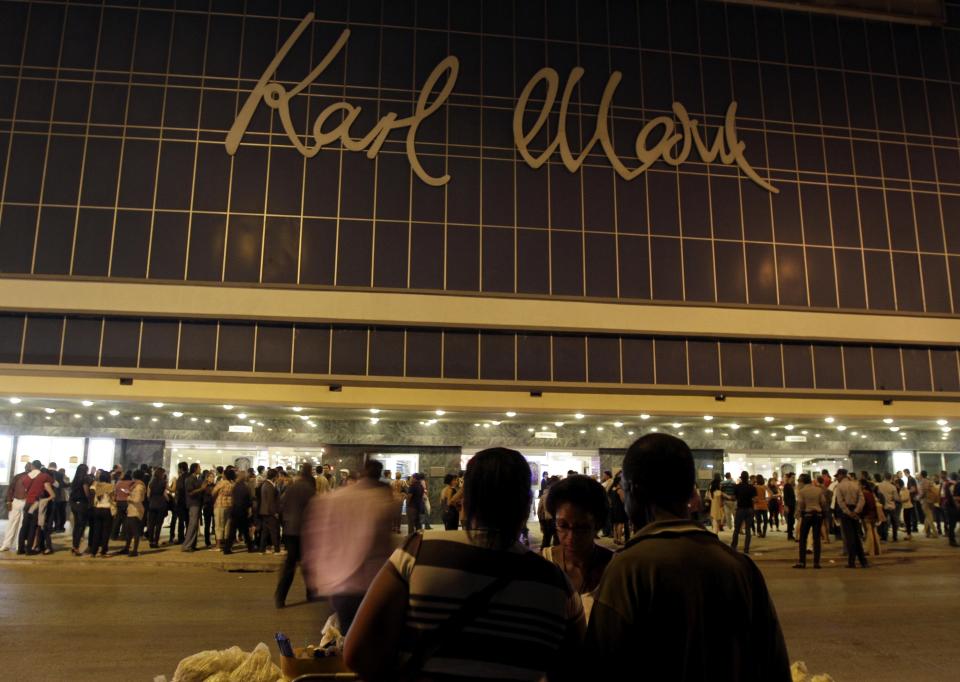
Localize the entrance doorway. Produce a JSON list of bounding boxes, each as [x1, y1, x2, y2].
[[725, 451, 852, 481]]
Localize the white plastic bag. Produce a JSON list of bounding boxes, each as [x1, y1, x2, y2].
[[171, 646, 246, 682], [228, 642, 282, 682]]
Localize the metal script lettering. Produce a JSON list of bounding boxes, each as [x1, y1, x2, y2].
[[227, 14, 776, 194], [513, 67, 777, 194]]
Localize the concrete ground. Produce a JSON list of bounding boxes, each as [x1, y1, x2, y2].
[[0, 522, 957, 681]]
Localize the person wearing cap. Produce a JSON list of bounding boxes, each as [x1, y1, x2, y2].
[[833, 469, 868, 568], [583, 434, 790, 680]]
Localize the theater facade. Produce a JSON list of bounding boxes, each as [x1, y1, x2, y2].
[[1, 0, 959, 506]]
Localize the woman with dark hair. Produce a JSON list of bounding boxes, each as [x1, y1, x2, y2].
[[89, 471, 115, 557], [146, 468, 168, 548], [344, 447, 585, 681], [543, 475, 614, 620], [439, 473, 460, 530], [69, 464, 93, 556]]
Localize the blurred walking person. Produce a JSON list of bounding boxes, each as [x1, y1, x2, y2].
[[223, 470, 254, 554], [275, 464, 316, 607]]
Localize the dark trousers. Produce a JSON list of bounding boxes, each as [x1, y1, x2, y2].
[[89, 508, 112, 555], [274, 534, 303, 605], [840, 513, 868, 566], [798, 513, 822, 566], [39, 503, 55, 552], [754, 509, 768, 537], [913, 500, 924, 528], [18, 506, 39, 552], [768, 501, 780, 530], [224, 512, 253, 553], [203, 506, 214, 546], [945, 506, 958, 545], [731, 508, 753, 553], [169, 506, 187, 543], [146, 508, 166, 546], [903, 507, 915, 534], [54, 500, 68, 531], [111, 501, 128, 539], [330, 594, 364, 633], [407, 506, 422, 535], [123, 516, 144, 553], [442, 509, 459, 530], [71, 502, 89, 550], [259, 515, 280, 552], [880, 508, 899, 541], [785, 509, 796, 539]]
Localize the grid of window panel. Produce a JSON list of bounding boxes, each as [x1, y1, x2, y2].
[[1, 313, 958, 394], [0, 0, 960, 314]]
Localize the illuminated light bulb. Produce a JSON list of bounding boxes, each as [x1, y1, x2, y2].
[[505, 411, 516, 417]]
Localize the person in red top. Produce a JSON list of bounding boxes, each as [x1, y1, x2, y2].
[[1, 462, 32, 552], [18, 460, 55, 554]]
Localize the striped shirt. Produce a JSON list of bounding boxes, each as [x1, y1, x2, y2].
[[389, 530, 584, 680]]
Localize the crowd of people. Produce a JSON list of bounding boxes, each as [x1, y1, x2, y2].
[[4, 443, 958, 679], [703, 467, 960, 568]]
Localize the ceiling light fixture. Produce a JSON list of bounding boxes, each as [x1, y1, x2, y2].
[[151, 417, 158, 422], [784, 424, 794, 431], [369, 417, 379, 424], [73, 414, 81, 419], [703, 415, 714, 421], [172, 411, 183, 418], [640, 414, 650, 420], [763, 416, 774, 422], [505, 411, 516, 417], [223, 404, 234, 410], [730, 423, 740, 430], [435, 410, 445, 416], [133, 416, 140, 421], [237, 413, 247, 420], [44, 407, 56, 414], [108, 409, 120, 416], [292, 406, 303, 412], [554, 421, 564, 427], [936, 419, 948, 426], [672, 422, 682, 429], [152, 402, 164, 408], [889, 426, 900, 432], [824, 417, 835, 424], [9, 397, 22, 404], [704, 427, 713, 433], [574, 413, 585, 420], [882, 418, 894, 424], [369, 408, 380, 414], [836, 425, 847, 431], [82, 400, 94, 407], [596, 426, 604, 431], [614, 421, 623, 428]]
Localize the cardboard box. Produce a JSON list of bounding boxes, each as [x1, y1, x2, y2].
[[279, 647, 355, 680]]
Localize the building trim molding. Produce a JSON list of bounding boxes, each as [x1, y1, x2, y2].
[[2, 278, 960, 346]]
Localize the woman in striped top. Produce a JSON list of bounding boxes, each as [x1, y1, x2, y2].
[[344, 447, 585, 681]]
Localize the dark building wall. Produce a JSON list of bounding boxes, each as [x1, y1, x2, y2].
[[1, 0, 959, 400]]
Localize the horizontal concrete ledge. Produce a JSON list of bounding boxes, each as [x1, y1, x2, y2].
[[2, 278, 960, 346]]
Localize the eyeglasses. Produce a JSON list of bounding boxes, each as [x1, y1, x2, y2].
[[555, 522, 595, 535]]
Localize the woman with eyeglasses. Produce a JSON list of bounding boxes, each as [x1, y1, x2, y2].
[[543, 475, 614, 621]]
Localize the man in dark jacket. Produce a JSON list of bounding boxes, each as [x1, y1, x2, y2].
[[223, 469, 254, 554], [258, 468, 281, 554], [274, 464, 317, 607], [583, 434, 790, 682]]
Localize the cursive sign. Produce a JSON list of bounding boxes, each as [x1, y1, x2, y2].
[[514, 67, 777, 193], [227, 13, 776, 194]]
